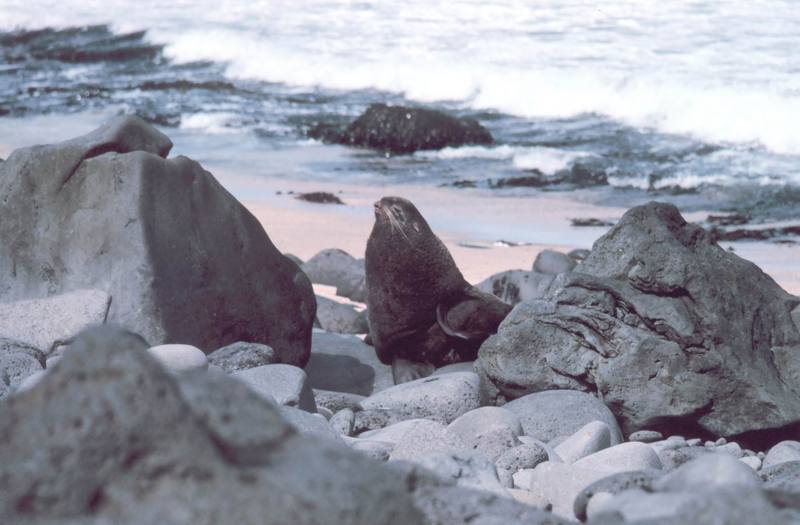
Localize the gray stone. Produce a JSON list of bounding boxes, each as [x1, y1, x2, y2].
[[359, 372, 481, 425], [330, 408, 355, 436], [0, 117, 315, 366], [277, 405, 342, 442], [359, 419, 434, 443], [554, 421, 612, 463], [207, 341, 277, 373], [233, 364, 317, 412], [0, 337, 45, 399], [740, 456, 762, 471], [586, 488, 697, 522], [477, 202, 800, 437], [312, 389, 365, 413], [718, 441, 744, 458], [629, 430, 664, 443], [415, 451, 508, 497], [573, 442, 662, 474], [146, 343, 208, 373], [389, 420, 470, 462], [448, 407, 523, 460], [653, 453, 763, 492], [502, 390, 623, 444], [433, 361, 477, 375], [761, 461, 800, 493], [573, 469, 662, 521], [528, 461, 615, 519], [346, 438, 395, 461], [568, 248, 591, 263], [475, 269, 555, 306], [658, 445, 712, 471], [532, 249, 575, 275], [764, 441, 800, 469], [302, 248, 367, 302], [315, 295, 369, 334], [517, 436, 562, 462], [496, 443, 550, 488], [305, 330, 393, 396], [175, 366, 294, 465], [0, 289, 110, 353], [11, 369, 46, 394]]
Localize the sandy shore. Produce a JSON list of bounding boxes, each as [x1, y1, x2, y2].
[[2, 112, 799, 295]]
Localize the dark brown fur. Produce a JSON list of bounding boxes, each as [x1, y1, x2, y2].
[[366, 196, 511, 370]]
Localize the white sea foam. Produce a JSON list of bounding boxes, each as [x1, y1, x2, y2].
[[415, 145, 586, 174], [179, 112, 239, 134], [3, 0, 800, 154]]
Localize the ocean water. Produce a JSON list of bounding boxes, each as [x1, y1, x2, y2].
[[2, 1, 800, 220]]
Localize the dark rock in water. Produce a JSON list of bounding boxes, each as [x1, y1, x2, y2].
[[709, 224, 800, 242], [207, 341, 278, 373], [478, 202, 800, 439], [475, 269, 554, 306], [449, 179, 477, 188], [0, 337, 45, 399], [295, 191, 344, 204], [492, 160, 608, 190], [302, 248, 367, 303], [707, 213, 750, 226], [571, 217, 615, 227], [0, 116, 315, 366], [316, 103, 493, 155]]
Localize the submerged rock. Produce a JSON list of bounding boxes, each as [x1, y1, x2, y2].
[[0, 116, 316, 366], [295, 191, 344, 204], [478, 202, 800, 440], [312, 103, 493, 155]]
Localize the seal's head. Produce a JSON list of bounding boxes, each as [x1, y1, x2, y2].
[[373, 196, 430, 241]]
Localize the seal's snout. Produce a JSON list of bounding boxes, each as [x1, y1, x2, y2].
[[373, 200, 384, 218]]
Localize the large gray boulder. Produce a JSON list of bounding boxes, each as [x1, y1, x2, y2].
[[478, 202, 800, 438], [0, 116, 315, 366], [0, 288, 110, 353]]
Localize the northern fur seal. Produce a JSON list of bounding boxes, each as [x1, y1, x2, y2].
[[366, 196, 512, 383]]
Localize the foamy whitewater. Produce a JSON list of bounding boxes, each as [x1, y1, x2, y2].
[[2, 0, 800, 219]]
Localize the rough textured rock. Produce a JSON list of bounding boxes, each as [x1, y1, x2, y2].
[[448, 407, 523, 462], [315, 295, 369, 334], [233, 364, 317, 412], [573, 469, 662, 521], [475, 269, 554, 306], [502, 390, 623, 444], [305, 330, 393, 395], [0, 337, 45, 399], [302, 248, 367, 302], [0, 289, 110, 352], [347, 438, 394, 461], [413, 451, 509, 497], [312, 103, 493, 155], [207, 341, 277, 373], [278, 405, 342, 442], [495, 443, 550, 488], [359, 372, 481, 425], [389, 420, 470, 462], [312, 389, 366, 413], [330, 408, 356, 436], [478, 202, 800, 438], [652, 453, 762, 492], [761, 461, 800, 493], [528, 461, 615, 519], [532, 250, 575, 275], [0, 116, 315, 366]]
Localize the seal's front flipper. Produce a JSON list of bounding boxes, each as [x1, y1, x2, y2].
[[392, 357, 434, 384]]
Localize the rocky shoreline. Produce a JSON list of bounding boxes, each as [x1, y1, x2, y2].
[[1, 118, 800, 524]]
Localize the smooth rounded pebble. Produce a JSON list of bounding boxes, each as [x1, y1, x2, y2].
[[207, 341, 277, 373], [12, 370, 46, 395], [415, 451, 508, 497], [532, 249, 575, 275], [345, 438, 394, 461], [449, 406, 523, 439], [628, 430, 663, 443], [587, 489, 695, 522], [358, 419, 433, 444], [574, 442, 662, 474], [503, 390, 623, 445], [146, 344, 208, 373], [330, 408, 355, 436], [740, 456, 762, 471], [528, 461, 615, 519], [763, 441, 800, 469], [359, 372, 481, 425], [554, 421, 612, 463]]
